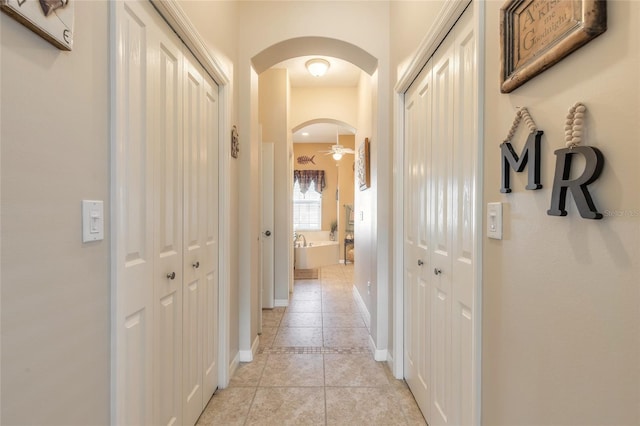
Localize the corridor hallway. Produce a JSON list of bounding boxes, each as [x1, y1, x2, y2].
[[196, 264, 426, 425]]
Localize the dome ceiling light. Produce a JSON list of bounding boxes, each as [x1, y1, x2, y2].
[[305, 58, 330, 77]]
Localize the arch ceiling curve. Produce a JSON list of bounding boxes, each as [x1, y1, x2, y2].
[[251, 36, 378, 75], [292, 118, 356, 135], [292, 119, 356, 144]]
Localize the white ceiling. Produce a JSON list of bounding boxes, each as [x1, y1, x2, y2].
[[274, 55, 361, 88], [271, 55, 361, 143]]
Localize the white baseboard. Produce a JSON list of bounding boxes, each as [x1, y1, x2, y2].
[[369, 335, 388, 362], [239, 334, 259, 362], [352, 285, 371, 330], [274, 299, 289, 307]]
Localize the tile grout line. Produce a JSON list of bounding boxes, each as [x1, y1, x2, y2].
[[321, 271, 328, 426]]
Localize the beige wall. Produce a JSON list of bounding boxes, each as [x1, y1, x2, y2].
[[389, 0, 445, 81], [1, 2, 110, 424], [391, 1, 640, 424], [354, 71, 376, 330], [259, 69, 291, 302], [482, 1, 639, 424], [290, 87, 359, 129]]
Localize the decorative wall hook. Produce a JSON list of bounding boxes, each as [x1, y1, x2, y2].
[[231, 125, 239, 159], [564, 102, 586, 148]]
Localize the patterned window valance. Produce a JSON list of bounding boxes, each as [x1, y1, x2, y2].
[[293, 170, 326, 194]]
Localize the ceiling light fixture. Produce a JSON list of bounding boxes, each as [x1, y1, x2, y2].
[[332, 152, 343, 161], [305, 58, 330, 77]]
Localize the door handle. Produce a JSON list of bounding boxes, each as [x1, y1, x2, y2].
[[166, 272, 176, 280], [263, 230, 271, 237], [417, 259, 424, 266], [192, 261, 200, 269], [434, 268, 442, 275]]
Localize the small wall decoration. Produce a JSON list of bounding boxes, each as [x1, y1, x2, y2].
[[296, 155, 316, 165], [357, 138, 370, 191], [500, 0, 606, 93], [1, 0, 74, 51], [547, 102, 604, 219], [231, 125, 239, 159], [500, 107, 543, 193]]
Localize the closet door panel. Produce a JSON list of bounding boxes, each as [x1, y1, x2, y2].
[[202, 77, 220, 402], [430, 34, 455, 426], [152, 22, 184, 426], [112, 1, 154, 424], [451, 7, 476, 426], [183, 61, 205, 426], [403, 66, 433, 420]]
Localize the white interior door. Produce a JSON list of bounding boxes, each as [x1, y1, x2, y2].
[[112, 1, 156, 424], [262, 142, 275, 309], [151, 16, 184, 426], [430, 32, 455, 426], [450, 8, 477, 425], [202, 75, 220, 405], [404, 63, 433, 419], [182, 59, 205, 426]]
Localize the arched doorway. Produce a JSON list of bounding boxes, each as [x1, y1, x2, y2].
[[237, 35, 391, 367]]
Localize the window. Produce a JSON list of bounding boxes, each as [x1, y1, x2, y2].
[[293, 179, 322, 230]]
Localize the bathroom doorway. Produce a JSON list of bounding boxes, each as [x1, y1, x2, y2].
[[292, 123, 356, 269]]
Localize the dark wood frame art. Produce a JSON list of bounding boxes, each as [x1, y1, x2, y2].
[[500, 0, 606, 93]]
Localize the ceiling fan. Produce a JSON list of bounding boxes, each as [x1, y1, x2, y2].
[[319, 144, 355, 160]]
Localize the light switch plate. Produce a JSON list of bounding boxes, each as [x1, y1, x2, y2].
[[82, 200, 104, 242], [487, 202, 503, 240]]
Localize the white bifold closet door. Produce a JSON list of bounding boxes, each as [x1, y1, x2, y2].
[[404, 58, 433, 420], [403, 4, 477, 426], [112, 1, 219, 425], [182, 57, 220, 426], [152, 11, 184, 426]]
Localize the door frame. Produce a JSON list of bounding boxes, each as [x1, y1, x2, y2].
[[109, 2, 233, 422], [392, 0, 485, 424]]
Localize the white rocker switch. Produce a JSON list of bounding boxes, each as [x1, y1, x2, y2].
[[487, 202, 503, 240], [83, 200, 104, 242]]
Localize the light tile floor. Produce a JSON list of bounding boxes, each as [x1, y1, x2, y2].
[[196, 264, 427, 425]]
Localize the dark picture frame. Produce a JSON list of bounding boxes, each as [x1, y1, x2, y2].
[[500, 0, 606, 93], [357, 138, 370, 191]]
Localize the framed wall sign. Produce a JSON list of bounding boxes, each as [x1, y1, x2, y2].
[[500, 0, 606, 93], [357, 138, 370, 191], [1, 0, 74, 51]]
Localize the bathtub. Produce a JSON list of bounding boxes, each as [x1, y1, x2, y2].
[[294, 239, 339, 270]]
